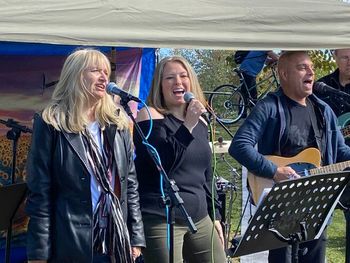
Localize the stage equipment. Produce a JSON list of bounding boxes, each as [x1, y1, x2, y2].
[[228, 171, 350, 263], [0, 118, 31, 263]]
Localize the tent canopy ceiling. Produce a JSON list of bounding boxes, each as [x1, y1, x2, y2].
[[1, 0, 350, 50]]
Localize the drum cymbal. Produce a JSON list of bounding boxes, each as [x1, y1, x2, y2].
[[209, 140, 231, 154]]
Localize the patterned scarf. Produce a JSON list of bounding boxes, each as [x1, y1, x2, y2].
[[82, 127, 133, 263]]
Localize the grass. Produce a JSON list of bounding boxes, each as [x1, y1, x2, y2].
[[210, 122, 347, 262], [326, 210, 346, 262]]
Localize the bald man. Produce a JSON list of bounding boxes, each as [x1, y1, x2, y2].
[[229, 51, 350, 263]]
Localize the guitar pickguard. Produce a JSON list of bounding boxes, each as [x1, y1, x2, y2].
[[338, 112, 350, 128], [247, 148, 322, 205], [288, 162, 317, 177]]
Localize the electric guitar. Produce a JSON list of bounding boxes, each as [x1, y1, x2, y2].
[[247, 147, 350, 205], [338, 112, 350, 139], [338, 112, 350, 128]]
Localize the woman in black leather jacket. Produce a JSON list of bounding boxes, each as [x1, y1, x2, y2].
[[25, 48, 145, 263]]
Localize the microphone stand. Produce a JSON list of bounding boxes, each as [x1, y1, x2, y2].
[[206, 108, 234, 139], [0, 118, 32, 263], [119, 99, 197, 263]]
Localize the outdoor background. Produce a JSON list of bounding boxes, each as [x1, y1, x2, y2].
[[0, 48, 346, 262], [159, 49, 346, 263]]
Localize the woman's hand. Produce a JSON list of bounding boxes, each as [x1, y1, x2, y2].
[[132, 246, 142, 260], [214, 220, 225, 247], [183, 99, 206, 133]]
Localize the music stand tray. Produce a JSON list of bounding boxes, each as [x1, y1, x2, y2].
[[0, 183, 27, 231], [229, 171, 350, 258]]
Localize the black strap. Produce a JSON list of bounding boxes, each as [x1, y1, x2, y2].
[[277, 94, 287, 156], [307, 98, 324, 162]]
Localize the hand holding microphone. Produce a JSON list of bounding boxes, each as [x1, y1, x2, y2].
[[183, 92, 207, 133]]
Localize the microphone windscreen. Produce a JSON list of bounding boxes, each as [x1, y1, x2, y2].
[[313, 81, 328, 92], [106, 82, 117, 95], [184, 92, 195, 103]]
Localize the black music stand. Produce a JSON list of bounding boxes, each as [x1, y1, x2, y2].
[[228, 171, 350, 263], [0, 183, 27, 263]]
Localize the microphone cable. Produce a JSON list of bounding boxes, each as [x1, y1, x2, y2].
[[206, 100, 227, 262], [137, 101, 171, 249]]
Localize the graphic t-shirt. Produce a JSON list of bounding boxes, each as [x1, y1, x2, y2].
[[280, 96, 318, 157]]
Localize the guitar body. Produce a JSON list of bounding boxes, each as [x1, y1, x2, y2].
[[338, 112, 350, 128], [338, 112, 350, 139], [247, 148, 322, 205]]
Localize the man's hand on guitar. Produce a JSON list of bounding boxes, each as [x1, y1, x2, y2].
[[273, 166, 300, 182]]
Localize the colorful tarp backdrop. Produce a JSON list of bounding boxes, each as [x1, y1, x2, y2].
[[0, 42, 156, 262]]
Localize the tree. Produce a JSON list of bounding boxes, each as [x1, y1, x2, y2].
[[309, 50, 337, 80], [163, 49, 236, 92]]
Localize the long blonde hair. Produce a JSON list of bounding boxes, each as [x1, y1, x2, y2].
[[147, 56, 206, 114], [42, 48, 129, 133]]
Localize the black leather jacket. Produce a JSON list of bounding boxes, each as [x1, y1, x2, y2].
[[26, 113, 145, 262]]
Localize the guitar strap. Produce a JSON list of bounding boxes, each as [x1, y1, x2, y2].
[[307, 98, 325, 163], [277, 95, 286, 156]]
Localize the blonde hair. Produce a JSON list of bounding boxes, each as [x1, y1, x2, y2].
[[146, 56, 206, 114], [42, 48, 129, 133]]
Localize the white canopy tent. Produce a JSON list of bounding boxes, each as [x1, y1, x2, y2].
[[1, 0, 350, 49]]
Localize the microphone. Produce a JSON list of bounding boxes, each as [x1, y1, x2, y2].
[[106, 82, 141, 103], [183, 92, 210, 122], [0, 118, 32, 133], [183, 91, 195, 103], [313, 82, 350, 99]]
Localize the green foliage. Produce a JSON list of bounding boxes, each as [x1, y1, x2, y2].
[[196, 50, 236, 90], [256, 64, 280, 96], [309, 50, 337, 80], [164, 49, 236, 91], [161, 49, 338, 93]]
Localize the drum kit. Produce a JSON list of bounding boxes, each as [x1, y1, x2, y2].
[[209, 137, 231, 154]]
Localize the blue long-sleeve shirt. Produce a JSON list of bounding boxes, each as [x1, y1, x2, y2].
[[240, 51, 269, 77]]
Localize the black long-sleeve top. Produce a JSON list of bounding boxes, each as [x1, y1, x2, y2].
[[133, 114, 221, 223]]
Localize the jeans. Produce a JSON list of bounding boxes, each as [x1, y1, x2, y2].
[[142, 214, 226, 263]]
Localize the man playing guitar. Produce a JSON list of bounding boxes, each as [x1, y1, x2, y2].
[[229, 51, 350, 263]]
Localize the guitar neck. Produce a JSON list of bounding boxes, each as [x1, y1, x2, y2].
[[309, 160, 350, 175]]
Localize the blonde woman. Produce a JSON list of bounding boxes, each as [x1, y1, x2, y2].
[[134, 56, 226, 262], [26, 48, 145, 262]]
